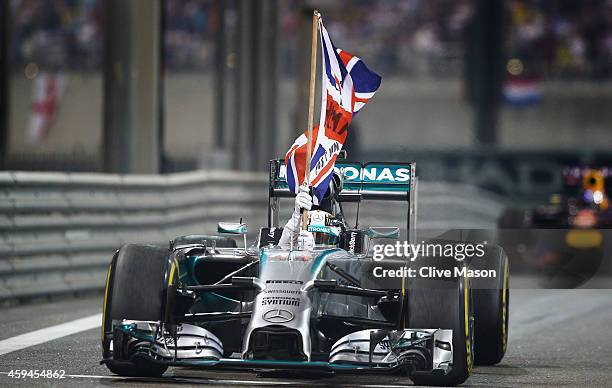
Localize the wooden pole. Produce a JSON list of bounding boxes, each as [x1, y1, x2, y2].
[[302, 10, 320, 231]]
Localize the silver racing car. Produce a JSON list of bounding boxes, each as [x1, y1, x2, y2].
[[101, 159, 509, 386]]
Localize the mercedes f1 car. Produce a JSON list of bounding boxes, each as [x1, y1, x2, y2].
[[101, 160, 509, 386]]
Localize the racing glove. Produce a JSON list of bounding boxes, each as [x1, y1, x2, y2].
[[279, 185, 313, 247], [294, 186, 313, 213]]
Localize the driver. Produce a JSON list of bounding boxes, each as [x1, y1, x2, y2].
[[279, 171, 345, 249]]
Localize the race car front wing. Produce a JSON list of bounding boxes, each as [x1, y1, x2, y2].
[[103, 321, 453, 375]]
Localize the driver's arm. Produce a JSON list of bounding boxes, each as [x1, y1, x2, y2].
[[279, 186, 314, 248]]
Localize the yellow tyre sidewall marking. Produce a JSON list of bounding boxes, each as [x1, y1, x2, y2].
[[168, 259, 179, 287], [401, 276, 406, 329], [101, 263, 113, 345], [464, 274, 472, 374], [502, 257, 509, 353]]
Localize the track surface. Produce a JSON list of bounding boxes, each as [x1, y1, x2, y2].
[[0, 289, 611, 387]]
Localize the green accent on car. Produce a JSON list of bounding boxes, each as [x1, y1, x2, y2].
[[167, 358, 400, 371], [274, 161, 412, 193], [116, 323, 155, 342], [310, 248, 342, 276]]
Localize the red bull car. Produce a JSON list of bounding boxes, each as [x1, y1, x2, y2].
[[498, 166, 611, 287]]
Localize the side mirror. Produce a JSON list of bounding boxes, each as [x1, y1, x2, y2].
[[218, 222, 248, 252], [218, 222, 247, 235], [352, 227, 401, 259], [366, 227, 400, 240]]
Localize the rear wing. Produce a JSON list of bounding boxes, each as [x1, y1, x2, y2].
[[268, 159, 417, 242]]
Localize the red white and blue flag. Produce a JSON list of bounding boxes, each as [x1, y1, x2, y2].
[[503, 76, 542, 106], [285, 17, 381, 204]]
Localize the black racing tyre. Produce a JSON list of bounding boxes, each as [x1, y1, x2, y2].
[[406, 260, 474, 386], [471, 245, 509, 366], [105, 356, 168, 378], [101, 243, 172, 377]]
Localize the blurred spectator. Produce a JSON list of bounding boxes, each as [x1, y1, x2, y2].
[[277, 0, 612, 81], [9, 0, 612, 79], [10, 0, 220, 72], [165, 0, 218, 71], [280, 0, 473, 78], [508, 0, 612, 80], [11, 0, 104, 71]]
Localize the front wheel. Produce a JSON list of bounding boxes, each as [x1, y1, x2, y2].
[[101, 244, 172, 377], [406, 261, 474, 386]]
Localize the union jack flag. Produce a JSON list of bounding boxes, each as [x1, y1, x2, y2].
[[285, 17, 381, 204]]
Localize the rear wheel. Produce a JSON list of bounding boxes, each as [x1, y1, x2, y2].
[[471, 246, 509, 365], [406, 260, 473, 386], [101, 244, 172, 377]]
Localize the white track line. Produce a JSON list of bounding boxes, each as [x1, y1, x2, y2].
[[0, 315, 411, 387], [0, 372, 409, 387], [0, 313, 101, 356]]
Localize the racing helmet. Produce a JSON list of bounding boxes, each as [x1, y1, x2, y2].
[[317, 170, 345, 215], [322, 169, 344, 201], [307, 210, 342, 246]]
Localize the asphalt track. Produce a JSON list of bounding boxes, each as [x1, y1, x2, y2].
[[0, 289, 611, 387]]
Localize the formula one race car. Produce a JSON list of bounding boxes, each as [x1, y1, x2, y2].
[[499, 166, 612, 230], [498, 166, 610, 286], [101, 159, 509, 386]]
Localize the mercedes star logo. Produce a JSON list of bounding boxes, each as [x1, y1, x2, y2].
[[262, 309, 294, 323]]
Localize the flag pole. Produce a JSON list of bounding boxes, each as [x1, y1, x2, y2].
[[302, 9, 320, 231]]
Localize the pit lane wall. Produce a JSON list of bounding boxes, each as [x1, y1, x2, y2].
[[0, 171, 504, 304], [0, 171, 267, 304]]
